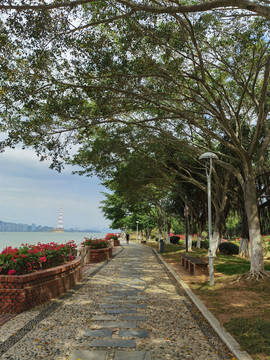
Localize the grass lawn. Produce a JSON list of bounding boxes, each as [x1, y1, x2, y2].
[[145, 240, 270, 360]]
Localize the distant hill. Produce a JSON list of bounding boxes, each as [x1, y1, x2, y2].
[[65, 229, 101, 233], [0, 220, 101, 233], [0, 220, 53, 232]]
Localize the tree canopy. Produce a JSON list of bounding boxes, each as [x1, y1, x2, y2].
[[1, 1, 270, 277]]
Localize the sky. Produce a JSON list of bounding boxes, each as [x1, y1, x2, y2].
[[0, 145, 112, 231]]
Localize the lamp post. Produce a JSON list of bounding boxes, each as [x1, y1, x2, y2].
[[163, 207, 166, 242], [199, 152, 218, 286], [147, 216, 149, 242], [184, 198, 189, 253], [136, 221, 139, 242]]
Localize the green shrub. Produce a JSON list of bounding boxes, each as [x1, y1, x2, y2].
[[201, 231, 208, 239], [200, 240, 209, 249], [170, 236, 180, 244], [219, 242, 239, 255], [192, 239, 209, 249]]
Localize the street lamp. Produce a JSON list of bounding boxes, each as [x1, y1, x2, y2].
[[184, 197, 189, 253], [136, 221, 139, 242], [199, 152, 218, 286], [147, 216, 149, 242]]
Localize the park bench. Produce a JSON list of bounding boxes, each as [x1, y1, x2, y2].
[[181, 255, 208, 276]]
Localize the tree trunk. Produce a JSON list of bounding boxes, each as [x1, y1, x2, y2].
[[166, 219, 171, 243], [212, 224, 220, 257], [188, 234, 193, 251], [239, 238, 249, 259], [196, 234, 201, 248], [212, 175, 229, 256], [196, 223, 202, 248], [212, 215, 223, 256], [244, 170, 264, 272]]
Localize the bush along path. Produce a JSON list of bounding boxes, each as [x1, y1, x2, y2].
[[0, 242, 237, 360]]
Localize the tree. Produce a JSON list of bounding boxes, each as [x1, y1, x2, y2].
[[1, 5, 270, 278]]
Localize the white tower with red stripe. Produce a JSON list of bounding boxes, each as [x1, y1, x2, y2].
[[57, 208, 64, 232]]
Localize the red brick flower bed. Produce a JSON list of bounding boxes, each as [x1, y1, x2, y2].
[[90, 248, 112, 262], [0, 257, 82, 314], [113, 239, 120, 246]]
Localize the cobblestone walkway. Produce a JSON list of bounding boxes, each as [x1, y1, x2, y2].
[[0, 243, 233, 360]]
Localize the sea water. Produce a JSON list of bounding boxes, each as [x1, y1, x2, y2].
[[0, 232, 107, 252]]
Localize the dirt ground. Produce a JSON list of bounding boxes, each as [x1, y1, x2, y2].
[[164, 257, 270, 326]]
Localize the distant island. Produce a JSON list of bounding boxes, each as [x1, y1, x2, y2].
[[0, 220, 100, 233]]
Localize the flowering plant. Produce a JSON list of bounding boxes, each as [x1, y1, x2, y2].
[[82, 237, 110, 249], [0, 241, 77, 276], [262, 235, 270, 257], [105, 233, 118, 241]]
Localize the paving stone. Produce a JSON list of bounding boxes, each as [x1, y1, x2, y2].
[[92, 321, 137, 328], [92, 315, 118, 321], [109, 291, 142, 296], [69, 350, 107, 360], [106, 309, 137, 314], [99, 304, 121, 309], [84, 329, 113, 337], [90, 339, 136, 348], [125, 304, 147, 309], [127, 295, 147, 300], [122, 315, 148, 321], [119, 330, 150, 338], [104, 296, 125, 301], [114, 350, 151, 360]]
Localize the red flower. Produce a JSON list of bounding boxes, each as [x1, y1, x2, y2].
[[8, 269, 16, 275], [39, 256, 47, 263]]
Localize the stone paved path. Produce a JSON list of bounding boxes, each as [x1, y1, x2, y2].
[[0, 243, 233, 360]]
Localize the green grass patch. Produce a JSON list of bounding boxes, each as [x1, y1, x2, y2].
[[214, 255, 251, 275], [224, 317, 270, 356], [214, 255, 270, 275]]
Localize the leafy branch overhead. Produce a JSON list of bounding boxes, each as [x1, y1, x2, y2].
[[0, 0, 269, 20]]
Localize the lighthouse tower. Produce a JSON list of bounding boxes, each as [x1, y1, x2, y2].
[[57, 208, 64, 232]]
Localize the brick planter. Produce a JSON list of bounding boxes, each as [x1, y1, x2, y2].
[[0, 257, 82, 314], [90, 248, 112, 262], [113, 239, 120, 246]]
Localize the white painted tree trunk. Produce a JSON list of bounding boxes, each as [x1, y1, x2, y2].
[[166, 231, 170, 243], [239, 238, 249, 259], [196, 235, 201, 248], [188, 234, 193, 251], [244, 171, 264, 272], [212, 229, 219, 257]]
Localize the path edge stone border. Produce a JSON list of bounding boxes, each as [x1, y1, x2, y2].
[[152, 248, 253, 360]]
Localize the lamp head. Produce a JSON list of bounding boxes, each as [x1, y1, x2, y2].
[[199, 152, 218, 160]]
